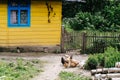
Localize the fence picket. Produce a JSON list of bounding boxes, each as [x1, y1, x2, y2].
[[62, 31, 120, 54]]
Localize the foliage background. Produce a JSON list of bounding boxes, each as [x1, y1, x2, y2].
[[62, 0, 120, 32]]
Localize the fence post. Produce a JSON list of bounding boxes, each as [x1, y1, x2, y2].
[[82, 32, 87, 54], [61, 25, 65, 53]]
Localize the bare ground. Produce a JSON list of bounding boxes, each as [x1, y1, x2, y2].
[[0, 52, 91, 80], [31, 53, 90, 80]]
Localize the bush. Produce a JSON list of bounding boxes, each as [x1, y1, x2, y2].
[[67, 11, 111, 31], [85, 55, 98, 70], [104, 47, 120, 68], [63, 1, 120, 32], [85, 47, 120, 70], [71, 12, 95, 30], [69, 18, 83, 30], [96, 54, 105, 67]]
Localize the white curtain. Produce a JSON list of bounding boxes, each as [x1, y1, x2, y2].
[[11, 10, 17, 24]]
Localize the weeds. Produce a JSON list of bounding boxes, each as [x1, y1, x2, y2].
[[0, 58, 43, 80], [59, 71, 91, 80]]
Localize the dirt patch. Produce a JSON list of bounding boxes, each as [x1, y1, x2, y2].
[[31, 53, 90, 80], [0, 52, 90, 80]]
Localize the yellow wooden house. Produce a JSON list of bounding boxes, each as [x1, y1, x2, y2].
[[0, 0, 62, 52]]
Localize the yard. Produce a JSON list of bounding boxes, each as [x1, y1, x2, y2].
[[0, 52, 90, 80], [0, 53, 44, 80], [0, 46, 120, 80], [0, 57, 43, 80], [0, 47, 120, 80]]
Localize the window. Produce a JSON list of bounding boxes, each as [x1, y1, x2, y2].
[[8, 0, 30, 27]]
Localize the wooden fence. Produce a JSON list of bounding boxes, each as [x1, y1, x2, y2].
[[61, 30, 120, 54]]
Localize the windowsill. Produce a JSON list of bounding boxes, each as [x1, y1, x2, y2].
[[8, 25, 30, 28]]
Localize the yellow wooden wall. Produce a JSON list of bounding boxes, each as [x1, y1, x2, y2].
[[0, 0, 62, 47]]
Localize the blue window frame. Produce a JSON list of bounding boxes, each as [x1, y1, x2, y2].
[[8, 0, 30, 27]]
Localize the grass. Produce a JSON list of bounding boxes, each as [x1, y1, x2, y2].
[[0, 58, 44, 80], [59, 71, 91, 80]]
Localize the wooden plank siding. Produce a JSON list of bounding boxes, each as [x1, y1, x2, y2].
[[0, 0, 62, 47], [0, 1, 8, 46]]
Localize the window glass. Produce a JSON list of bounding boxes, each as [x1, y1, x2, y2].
[[10, 10, 18, 24], [20, 10, 28, 24]]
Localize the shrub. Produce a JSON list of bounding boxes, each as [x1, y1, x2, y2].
[[96, 54, 105, 67], [84, 55, 98, 70], [73, 12, 95, 30], [104, 47, 120, 68], [66, 11, 112, 31], [63, 1, 120, 32], [69, 18, 84, 30], [85, 47, 120, 70]]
